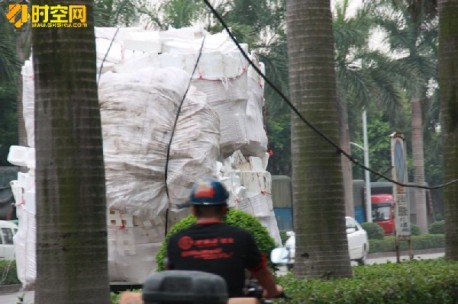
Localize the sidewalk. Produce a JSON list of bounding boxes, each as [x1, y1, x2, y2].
[[0, 290, 34, 304]]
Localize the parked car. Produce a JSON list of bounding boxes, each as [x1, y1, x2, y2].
[[0, 220, 18, 260], [271, 216, 369, 268]]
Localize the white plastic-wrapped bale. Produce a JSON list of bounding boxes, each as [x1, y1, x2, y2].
[[217, 151, 282, 246], [22, 60, 35, 147], [99, 67, 220, 219], [157, 28, 268, 158]]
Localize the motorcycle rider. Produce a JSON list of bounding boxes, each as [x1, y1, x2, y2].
[[166, 177, 283, 299]]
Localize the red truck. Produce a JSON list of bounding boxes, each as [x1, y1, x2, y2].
[[371, 194, 395, 235]]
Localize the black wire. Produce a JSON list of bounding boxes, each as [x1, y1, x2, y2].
[[163, 36, 207, 236], [202, 0, 458, 191], [97, 0, 131, 86], [97, 28, 120, 86]]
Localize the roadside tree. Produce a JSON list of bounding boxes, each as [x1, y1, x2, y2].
[[438, 0, 458, 260], [32, 0, 110, 302], [286, 0, 352, 278]]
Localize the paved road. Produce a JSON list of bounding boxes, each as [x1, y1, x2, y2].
[[0, 251, 445, 304]]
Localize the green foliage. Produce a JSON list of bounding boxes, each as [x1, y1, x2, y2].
[[0, 3, 19, 83], [94, 0, 138, 26], [369, 234, 444, 253], [162, 0, 207, 29], [265, 113, 291, 175], [411, 223, 421, 236], [361, 222, 385, 240], [155, 209, 276, 271], [429, 221, 445, 234], [277, 259, 458, 303], [279, 230, 288, 244], [0, 260, 19, 285], [0, 85, 18, 165], [111, 293, 120, 304]]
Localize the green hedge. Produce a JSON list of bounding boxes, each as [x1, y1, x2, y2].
[[361, 222, 385, 240], [115, 260, 458, 304], [0, 260, 19, 285], [429, 221, 445, 234], [155, 209, 276, 271], [411, 224, 421, 236], [276, 259, 458, 303], [369, 234, 444, 253]]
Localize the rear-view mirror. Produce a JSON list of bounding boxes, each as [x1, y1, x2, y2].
[[346, 227, 356, 234], [270, 247, 289, 264]]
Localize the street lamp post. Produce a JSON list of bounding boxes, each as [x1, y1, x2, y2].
[[362, 110, 372, 223], [350, 110, 372, 223]]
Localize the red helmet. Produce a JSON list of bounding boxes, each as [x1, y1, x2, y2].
[[190, 177, 229, 205]]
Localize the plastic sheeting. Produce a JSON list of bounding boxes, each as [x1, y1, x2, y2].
[[217, 151, 282, 246], [8, 146, 36, 289], [99, 67, 220, 218]]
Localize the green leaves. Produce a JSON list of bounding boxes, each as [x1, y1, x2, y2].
[[277, 259, 458, 303]]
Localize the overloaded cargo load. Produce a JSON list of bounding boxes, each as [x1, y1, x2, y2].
[[12, 26, 278, 286], [95, 26, 268, 158], [99, 67, 220, 218]]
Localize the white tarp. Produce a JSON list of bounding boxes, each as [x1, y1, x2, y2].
[[8, 146, 36, 289], [99, 67, 220, 218]]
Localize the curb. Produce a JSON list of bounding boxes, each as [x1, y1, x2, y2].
[[0, 284, 21, 295], [368, 248, 445, 259]]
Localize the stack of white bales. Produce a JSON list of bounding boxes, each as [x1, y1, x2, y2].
[[13, 26, 277, 286]]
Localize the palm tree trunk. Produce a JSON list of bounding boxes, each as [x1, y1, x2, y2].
[[411, 96, 428, 233], [32, 0, 111, 302], [438, 0, 458, 261], [337, 96, 355, 218], [286, 0, 352, 278]]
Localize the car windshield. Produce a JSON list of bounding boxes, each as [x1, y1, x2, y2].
[[372, 204, 391, 221]]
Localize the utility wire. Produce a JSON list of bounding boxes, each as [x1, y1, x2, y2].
[[164, 36, 207, 199], [163, 36, 207, 235], [202, 0, 458, 191]]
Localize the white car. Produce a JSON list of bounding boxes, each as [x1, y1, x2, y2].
[[271, 216, 369, 267], [0, 220, 18, 261]]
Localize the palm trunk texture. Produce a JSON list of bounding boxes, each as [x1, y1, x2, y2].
[[286, 0, 352, 278], [439, 0, 458, 261], [411, 96, 428, 233], [32, 0, 110, 302]]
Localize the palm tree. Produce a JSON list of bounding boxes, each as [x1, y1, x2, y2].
[[334, 0, 410, 218], [32, 0, 110, 302], [286, 0, 352, 278], [370, 0, 437, 233], [438, 0, 458, 260], [0, 4, 19, 83]]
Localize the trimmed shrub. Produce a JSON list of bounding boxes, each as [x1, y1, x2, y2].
[[361, 222, 385, 240], [429, 220, 445, 234], [369, 234, 444, 253], [277, 259, 458, 303], [155, 209, 276, 271], [0, 260, 19, 285], [411, 223, 421, 236]]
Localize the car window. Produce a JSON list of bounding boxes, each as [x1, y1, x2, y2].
[[0, 232, 3, 244], [1, 228, 14, 244], [346, 218, 357, 229]]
